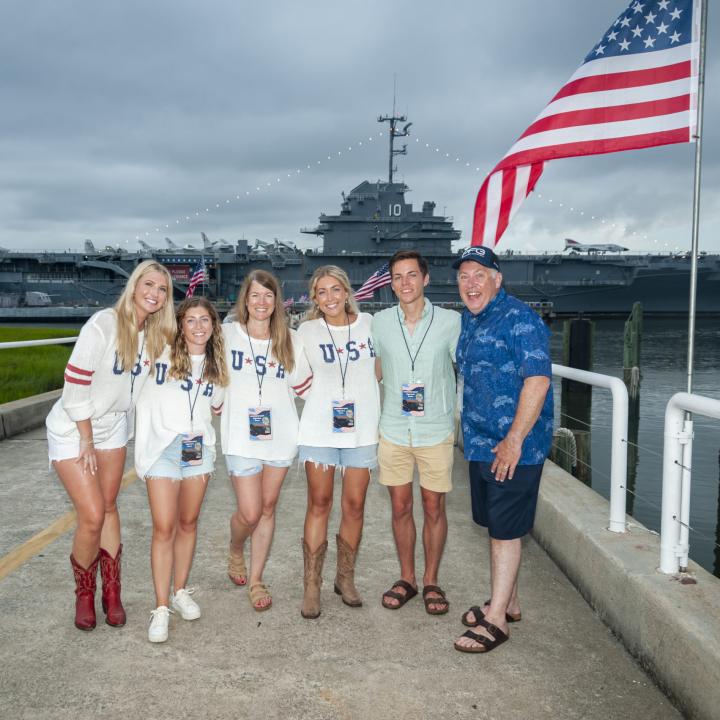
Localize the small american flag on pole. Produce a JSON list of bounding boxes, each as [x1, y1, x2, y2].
[[354, 263, 391, 301], [186, 259, 207, 297], [472, 0, 700, 247]]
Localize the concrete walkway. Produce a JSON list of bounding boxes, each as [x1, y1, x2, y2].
[[0, 425, 681, 720]]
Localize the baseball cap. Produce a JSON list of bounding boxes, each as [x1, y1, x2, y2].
[[452, 246, 500, 271]]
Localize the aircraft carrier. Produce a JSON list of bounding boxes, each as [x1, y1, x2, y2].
[[1, 113, 719, 318]]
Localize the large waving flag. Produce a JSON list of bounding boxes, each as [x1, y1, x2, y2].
[[354, 263, 391, 301], [472, 0, 700, 247]]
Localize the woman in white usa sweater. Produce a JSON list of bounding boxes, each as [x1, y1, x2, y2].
[[135, 296, 228, 643], [296, 265, 380, 619], [46, 260, 175, 631], [221, 270, 311, 612]]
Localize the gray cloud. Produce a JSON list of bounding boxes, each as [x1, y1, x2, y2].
[[1, 0, 717, 254]]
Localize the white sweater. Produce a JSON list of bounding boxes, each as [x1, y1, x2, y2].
[[46, 308, 150, 439], [296, 313, 380, 448], [134, 349, 225, 479], [220, 323, 312, 461]]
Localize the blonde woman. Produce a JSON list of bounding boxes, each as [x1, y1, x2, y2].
[[46, 260, 175, 631], [296, 266, 380, 618], [221, 270, 311, 611], [135, 297, 228, 643]]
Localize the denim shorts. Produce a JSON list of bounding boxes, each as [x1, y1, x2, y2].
[[145, 434, 215, 481], [225, 454, 293, 478], [298, 444, 378, 470]]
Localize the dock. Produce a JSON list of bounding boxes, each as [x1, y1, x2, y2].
[[0, 405, 697, 720]]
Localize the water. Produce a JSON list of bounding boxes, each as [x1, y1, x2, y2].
[[550, 317, 720, 577]]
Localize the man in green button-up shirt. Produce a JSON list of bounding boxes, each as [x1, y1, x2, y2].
[[372, 250, 461, 614]]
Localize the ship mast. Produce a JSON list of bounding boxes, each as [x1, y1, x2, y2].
[[377, 84, 412, 183]]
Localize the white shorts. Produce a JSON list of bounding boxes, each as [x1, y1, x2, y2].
[[47, 411, 128, 465]]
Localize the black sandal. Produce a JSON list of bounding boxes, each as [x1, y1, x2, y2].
[[454, 617, 509, 654], [381, 579, 418, 609], [461, 600, 521, 627], [422, 585, 449, 615]]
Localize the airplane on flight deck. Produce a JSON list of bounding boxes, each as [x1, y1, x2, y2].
[[564, 238, 629, 254]]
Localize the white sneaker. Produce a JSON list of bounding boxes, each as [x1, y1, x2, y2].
[[171, 587, 201, 621], [148, 605, 172, 643]]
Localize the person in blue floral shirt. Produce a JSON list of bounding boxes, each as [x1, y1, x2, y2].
[[453, 246, 553, 655]]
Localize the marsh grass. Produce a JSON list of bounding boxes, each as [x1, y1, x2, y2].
[[0, 328, 76, 404]]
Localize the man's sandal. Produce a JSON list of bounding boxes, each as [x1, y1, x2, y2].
[[454, 617, 509, 654], [422, 585, 450, 615], [381, 580, 418, 609], [461, 601, 521, 627], [227, 544, 247, 586], [249, 582, 272, 612]]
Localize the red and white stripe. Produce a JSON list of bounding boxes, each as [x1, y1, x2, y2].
[[292, 374, 313, 397], [472, 23, 699, 247], [64, 363, 94, 386]]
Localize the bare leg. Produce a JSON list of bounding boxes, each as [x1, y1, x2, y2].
[[146, 477, 181, 608], [230, 472, 263, 554], [338, 467, 370, 548], [456, 537, 520, 650], [248, 466, 289, 602], [420, 487, 448, 611], [96, 447, 127, 557], [384, 483, 417, 606], [54, 460, 105, 567], [173, 475, 209, 592], [303, 462, 334, 552]]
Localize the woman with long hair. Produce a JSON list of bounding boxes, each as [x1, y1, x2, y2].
[[46, 260, 175, 631], [221, 270, 311, 611], [296, 265, 380, 618], [135, 297, 228, 643]]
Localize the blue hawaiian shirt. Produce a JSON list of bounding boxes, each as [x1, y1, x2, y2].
[[457, 289, 554, 465]]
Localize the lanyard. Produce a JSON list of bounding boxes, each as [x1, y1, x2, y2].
[[246, 328, 271, 405], [324, 315, 351, 399], [130, 335, 145, 401], [187, 358, 206, 428], [397, 304, 434, 378]]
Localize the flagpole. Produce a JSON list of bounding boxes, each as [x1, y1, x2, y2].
[[686, 0, 708, 395]]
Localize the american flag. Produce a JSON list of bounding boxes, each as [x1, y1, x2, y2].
[[472, 0, 700, 247], [185, 260, 207, 297], [354, 263, 391, 301]]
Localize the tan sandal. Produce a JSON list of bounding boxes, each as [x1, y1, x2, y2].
[[227, 543, 247, 586], [249, 582, 272, 612]]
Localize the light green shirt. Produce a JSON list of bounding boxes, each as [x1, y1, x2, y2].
[[371, 298, 461, 447]]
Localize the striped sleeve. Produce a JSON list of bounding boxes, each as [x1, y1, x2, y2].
[[61, 317, 106, 421], [289, 333, 313, 398]]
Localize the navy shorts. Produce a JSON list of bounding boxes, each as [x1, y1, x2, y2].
[[469, 461, 544, 540]]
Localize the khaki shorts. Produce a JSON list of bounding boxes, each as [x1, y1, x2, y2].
[[378, 433, 454, 493]]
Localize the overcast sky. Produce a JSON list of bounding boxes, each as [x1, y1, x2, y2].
[[1, 0, 717, 255]]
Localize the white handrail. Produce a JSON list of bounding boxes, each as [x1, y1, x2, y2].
[[660, 392, 720, 574], [0, 337, 78, 349], [551, 363, 629, 533]]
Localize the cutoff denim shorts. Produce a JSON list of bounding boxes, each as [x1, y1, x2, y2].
[[145, 434, 215, 481], [225, 454, 293, 478], [298, 444, 378, 470]]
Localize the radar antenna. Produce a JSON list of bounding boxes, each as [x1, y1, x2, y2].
[[378, 79, 412, 183]]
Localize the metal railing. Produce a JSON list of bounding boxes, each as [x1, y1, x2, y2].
[[0, 337, 78, 350], [660, 392, 720, 574], [551, 364, 629, 533]]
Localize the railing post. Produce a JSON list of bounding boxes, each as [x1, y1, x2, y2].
[[551, 364, 628, 533]]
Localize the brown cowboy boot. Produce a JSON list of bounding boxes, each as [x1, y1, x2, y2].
[[99, 544, 126, 627], [333, 534, 362, 607], [70, 552, 100, 631], [300, 539, 327, 619]]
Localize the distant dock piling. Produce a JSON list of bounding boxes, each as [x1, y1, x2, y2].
[[623, 302, 642, 514], [558, 315, 594, 485]]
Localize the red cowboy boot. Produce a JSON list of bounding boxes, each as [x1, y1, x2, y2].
[[99, 544, 126, 627], [70, 552, 100, 631]]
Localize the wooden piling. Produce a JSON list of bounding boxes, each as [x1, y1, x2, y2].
[[623, 302, 643, 400]]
